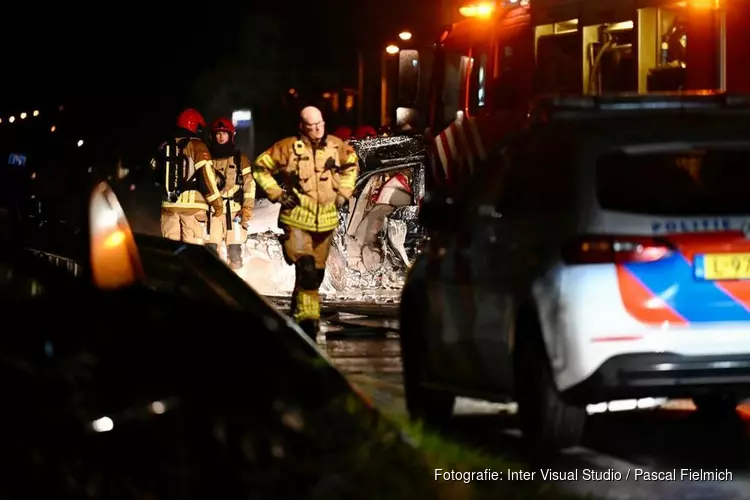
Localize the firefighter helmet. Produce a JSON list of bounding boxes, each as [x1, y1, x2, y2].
[[354, 125, 378, 140], [212, 117, 236, 135], [333, 126, 353, 140], [177, 109, 207, 134]]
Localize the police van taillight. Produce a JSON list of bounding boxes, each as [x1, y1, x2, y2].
[[562, 235, 674, 264]]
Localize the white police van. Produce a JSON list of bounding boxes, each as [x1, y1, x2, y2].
[[400, 93, 750, 450]]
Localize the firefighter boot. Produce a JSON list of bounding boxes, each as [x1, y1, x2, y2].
[[298, 319, 320, 342], [205, 243, 219, 257], [227, 244, 243, 270]]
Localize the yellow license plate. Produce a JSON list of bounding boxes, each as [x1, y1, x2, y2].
[[701, 253, 750, 280]]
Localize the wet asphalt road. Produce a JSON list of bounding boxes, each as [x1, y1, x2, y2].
[[318, 310, 750, 500]]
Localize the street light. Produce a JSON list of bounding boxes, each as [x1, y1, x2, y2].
[[385, 44, 400, 55], [398, 31, 412, 41]]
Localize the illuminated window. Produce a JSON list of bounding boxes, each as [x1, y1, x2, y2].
[[469, 49, 489, 113]]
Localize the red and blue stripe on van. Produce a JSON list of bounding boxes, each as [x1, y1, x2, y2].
[[564, 232, 750, 325]]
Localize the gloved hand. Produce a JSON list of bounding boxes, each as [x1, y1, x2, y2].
[[336, 194, 347, 208], [211, 200, 224, 218], [240, 207, 253, 229], [279, 190, 300, 210]]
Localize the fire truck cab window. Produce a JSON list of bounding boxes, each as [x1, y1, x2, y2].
[[536, 22, 582, 94], [645, 5, 688, 91], [587, 21, 637, 93], [469, 50, 489, 114], [586, 7, 688, 94], [439, 49, 470, 129]]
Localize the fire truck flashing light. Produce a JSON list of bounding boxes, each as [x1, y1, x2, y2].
[[459, 2, 495, 18], [458, 0, 532, 18], [687, 0, 721, 8], [456, 0, 720, 21]]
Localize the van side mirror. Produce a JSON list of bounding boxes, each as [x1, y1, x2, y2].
[[397, 49, 420, 107], [419, 190, 456, 231]]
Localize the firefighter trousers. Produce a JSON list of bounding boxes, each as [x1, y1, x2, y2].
[[160, 209, 207, 245], [279, 225, 334, 323], [207, 210, 247, 268], [207, 211, 248, 245]]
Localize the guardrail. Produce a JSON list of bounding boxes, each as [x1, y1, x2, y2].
[[27, 249, 84, 277]]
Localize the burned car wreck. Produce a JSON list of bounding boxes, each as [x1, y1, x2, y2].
[[241, 135, 426, 299]]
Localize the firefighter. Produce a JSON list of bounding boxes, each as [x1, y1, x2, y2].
[[153, 109, 223, 244], [206, 117, 256, 269], [253, 106, 359, 340]]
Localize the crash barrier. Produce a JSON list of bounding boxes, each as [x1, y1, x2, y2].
[[27, 249, 83, 278], [21, 223, 86, 279], [1, 200, 88, 277]]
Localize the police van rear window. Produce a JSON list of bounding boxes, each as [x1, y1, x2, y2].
[[596, 147, 750, 215]]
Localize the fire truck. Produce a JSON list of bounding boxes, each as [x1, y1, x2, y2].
[[409, 0, 750, 186]]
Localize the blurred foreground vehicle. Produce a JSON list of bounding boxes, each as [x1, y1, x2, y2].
[[401, 93, 750, 451], [0, 182, 447, 499]]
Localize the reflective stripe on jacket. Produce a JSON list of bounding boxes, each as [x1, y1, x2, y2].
[[253, 134, 358, 232]]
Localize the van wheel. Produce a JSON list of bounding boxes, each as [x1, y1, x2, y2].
[[400, 275, 455, 427], [693, 394, 738, 416], [515, 318, 586, 452]]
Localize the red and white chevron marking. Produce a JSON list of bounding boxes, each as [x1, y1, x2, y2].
[[432, 114, 488, 185]]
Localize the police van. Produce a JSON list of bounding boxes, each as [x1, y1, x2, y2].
[[400, 93, 750, 450]]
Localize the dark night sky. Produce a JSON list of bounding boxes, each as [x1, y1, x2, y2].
[[5, 0, 440, 99], [1, 0, 441, 161]]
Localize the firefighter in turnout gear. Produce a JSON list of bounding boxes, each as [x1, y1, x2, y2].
[[153, 109, 223, 244], [206, 117, 256, 269], [253, 106, 359, 340]]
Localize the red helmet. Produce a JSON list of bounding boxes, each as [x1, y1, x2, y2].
[[354, 125, 378, 140], [212, 117, 236, 134], [177, 109, 206, 134], [333, 126, 353, 140]]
